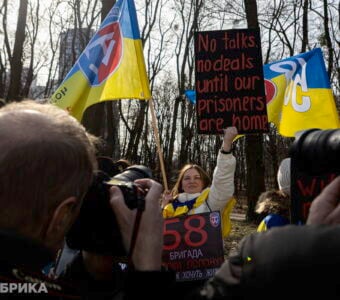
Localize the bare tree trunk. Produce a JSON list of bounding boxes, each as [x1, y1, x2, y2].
[[22, 1, 40, 98], [6, 0, 28, 101], [301, 0, 308, 53], [125, 101, 148, 162], [167, 95, 181, 172], [323, 0, 333, 78], [0, 55, 6, 99], [244, 0, 265, 222]]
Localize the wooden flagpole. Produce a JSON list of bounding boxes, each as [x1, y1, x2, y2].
[[148, 98, 169, 191]]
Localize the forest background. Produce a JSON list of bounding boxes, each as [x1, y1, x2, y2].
[[1, 0, 339, 221]]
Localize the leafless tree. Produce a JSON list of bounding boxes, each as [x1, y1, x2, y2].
[[1, 0, 339, 213], [5, 0, 28, 101], [21, 0, 44, 97]]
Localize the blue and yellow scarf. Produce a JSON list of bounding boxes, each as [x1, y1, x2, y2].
[[162, 189, 236, 238]]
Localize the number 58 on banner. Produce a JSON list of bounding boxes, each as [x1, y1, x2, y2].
[[162, 212, 225, 281]]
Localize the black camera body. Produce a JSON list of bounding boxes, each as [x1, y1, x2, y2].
[[105, 165, 152, 210], [289, 128, 340, 224], [112, 181, 146, 210], [66, 163, 152, 256]]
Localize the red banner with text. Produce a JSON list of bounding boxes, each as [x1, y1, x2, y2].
[[162, 212, 225, 281]]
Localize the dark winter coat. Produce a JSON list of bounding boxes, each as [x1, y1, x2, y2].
[[190, 224, 340, 300]]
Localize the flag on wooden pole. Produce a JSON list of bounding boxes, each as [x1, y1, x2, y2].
[[51, 0, 151, 121]]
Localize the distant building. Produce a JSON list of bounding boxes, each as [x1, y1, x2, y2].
[[58, 28, 94, 82]]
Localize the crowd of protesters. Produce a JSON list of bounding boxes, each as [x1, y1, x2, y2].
[[0, 99, 339, 299]]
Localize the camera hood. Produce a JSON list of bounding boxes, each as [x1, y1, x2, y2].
[[106, 165, 152, 185], [289, 128, 340, 175]]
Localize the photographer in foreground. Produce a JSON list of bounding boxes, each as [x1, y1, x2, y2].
[[0, 100, 173, 299]]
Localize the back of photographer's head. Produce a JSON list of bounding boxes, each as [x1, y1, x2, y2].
[[0, 100, 98, 251]]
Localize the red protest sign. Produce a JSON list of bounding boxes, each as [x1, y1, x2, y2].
[[162, 212, 225, 281]]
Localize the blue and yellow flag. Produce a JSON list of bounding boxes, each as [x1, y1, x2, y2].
[[264, 48, 339, 137], [51, 0, 151, 121]]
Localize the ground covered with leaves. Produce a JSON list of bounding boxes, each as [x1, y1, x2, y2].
[[224, 218, 258, 258]]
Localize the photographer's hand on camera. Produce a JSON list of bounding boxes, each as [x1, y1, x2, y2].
[[110, 178, 164, 270]]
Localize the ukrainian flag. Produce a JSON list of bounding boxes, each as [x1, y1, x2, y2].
[[51, 0, 151, 121], [264, 48, 339, 137]]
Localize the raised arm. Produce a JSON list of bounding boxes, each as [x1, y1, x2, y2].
[[197, 127, 238, 213]]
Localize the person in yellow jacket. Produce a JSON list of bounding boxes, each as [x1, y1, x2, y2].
[[162, 127, 238, 238]]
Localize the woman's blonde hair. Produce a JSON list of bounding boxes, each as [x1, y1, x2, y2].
[[171, 164, 211, 198]]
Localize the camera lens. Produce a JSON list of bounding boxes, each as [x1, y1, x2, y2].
[[110, 165, 152, 182], [290, 128, 340, 174]]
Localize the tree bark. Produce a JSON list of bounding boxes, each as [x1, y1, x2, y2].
[[244, 0, 265, 221], [323, 0, 333, 78], [6, 0, 28, 101], [301, 0, 308, 53]]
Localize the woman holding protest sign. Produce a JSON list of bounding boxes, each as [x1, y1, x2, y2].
[[161, 126, 238, 238]]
